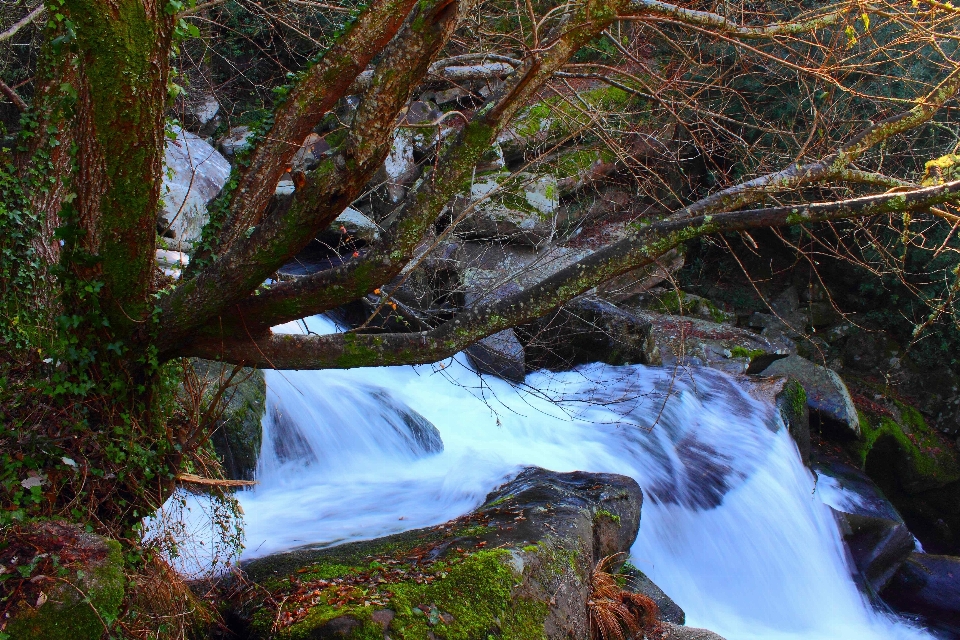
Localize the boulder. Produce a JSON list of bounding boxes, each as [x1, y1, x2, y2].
[[1, 521, 125, 640], [160, 125, 231, 251], [216, 125, 253, 159], [628, 309, 794, 375], [518, 297, 661, 371], [453, 171, 560, 247], [882, 552, 960, 627], [661, 623, 727, 640], [466, 328, 526, 382], [757, 355, 860, 438], [181, 92, 220, 136], [233, 468, 647, 640]]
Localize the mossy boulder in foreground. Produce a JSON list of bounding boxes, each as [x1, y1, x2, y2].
[[228, 467, 646, 640], [1, 521, 125, 640]]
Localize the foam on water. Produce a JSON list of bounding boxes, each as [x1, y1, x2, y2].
[[197, 315, 932, 639]]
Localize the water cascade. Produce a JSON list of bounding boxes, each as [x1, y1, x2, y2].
[[233, 315, 929, 640]]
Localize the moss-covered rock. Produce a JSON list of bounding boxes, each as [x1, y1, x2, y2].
[[854, 403, 960, 494], [1, 521, 125, 640], [229, 468, 644, 640]]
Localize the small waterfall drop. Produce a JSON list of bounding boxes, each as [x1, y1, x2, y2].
[[234, 315, 929, 640]]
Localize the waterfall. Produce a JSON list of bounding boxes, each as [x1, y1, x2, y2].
[[233, 315, 929, 639]]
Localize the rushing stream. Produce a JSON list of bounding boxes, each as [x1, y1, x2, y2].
[[193, 315, 932, 639]]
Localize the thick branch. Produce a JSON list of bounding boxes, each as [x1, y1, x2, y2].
[[187, 180, 960, 368], [0, 78, 27, 112]]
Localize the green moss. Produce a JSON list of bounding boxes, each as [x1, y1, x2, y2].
[[730, 346, 766, 360], [784, 379, 807, 415], [4, 539, 125, 640], [252, 550, 547, 640], [853, 403, 960, 486], [594, 509, 621, 526], [388, 551, 547, 640]]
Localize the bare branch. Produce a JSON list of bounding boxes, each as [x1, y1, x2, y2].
[[673, 67, 960, 220], [0, 4, 44, 42], [0, 78, 27, 112]]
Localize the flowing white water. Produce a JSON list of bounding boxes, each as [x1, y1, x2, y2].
[[228, 315, 930, 639]]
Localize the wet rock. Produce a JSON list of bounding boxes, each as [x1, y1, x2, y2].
[[757, 355, 860, 438], [882, 552, 960, 627], [519, 297, 661, 371], [466, 328, 526, 382], [161, 125, 231, 251], [813, 457, 916, 594], [2, 521, 125, 640], [237, 468, 644, 640], [621, 566, 685, 625], [744, 376, 810, 463]]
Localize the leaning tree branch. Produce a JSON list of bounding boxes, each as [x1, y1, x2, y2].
[[186, 180, 960, 369], [157, 0, 468, 356], [187, 0, 631, 339]]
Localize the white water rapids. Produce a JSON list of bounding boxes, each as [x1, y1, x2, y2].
[[180, 315, 933, 639]]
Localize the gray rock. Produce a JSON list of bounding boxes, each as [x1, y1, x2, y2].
[[216, 125, 253, 159], [182, 92, 220, 135], [453, 171, 560, 247], [291, 132, 331, 173], [596, 251, 685, 304], [329, 206, 380, 244], [882, 552, 960, 627], [629, 309, 794, 376], [621, 566, 685, 625], [160, 125, 231, 251], [758, 355, 860, 438], [466, 328, 526, 382]]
